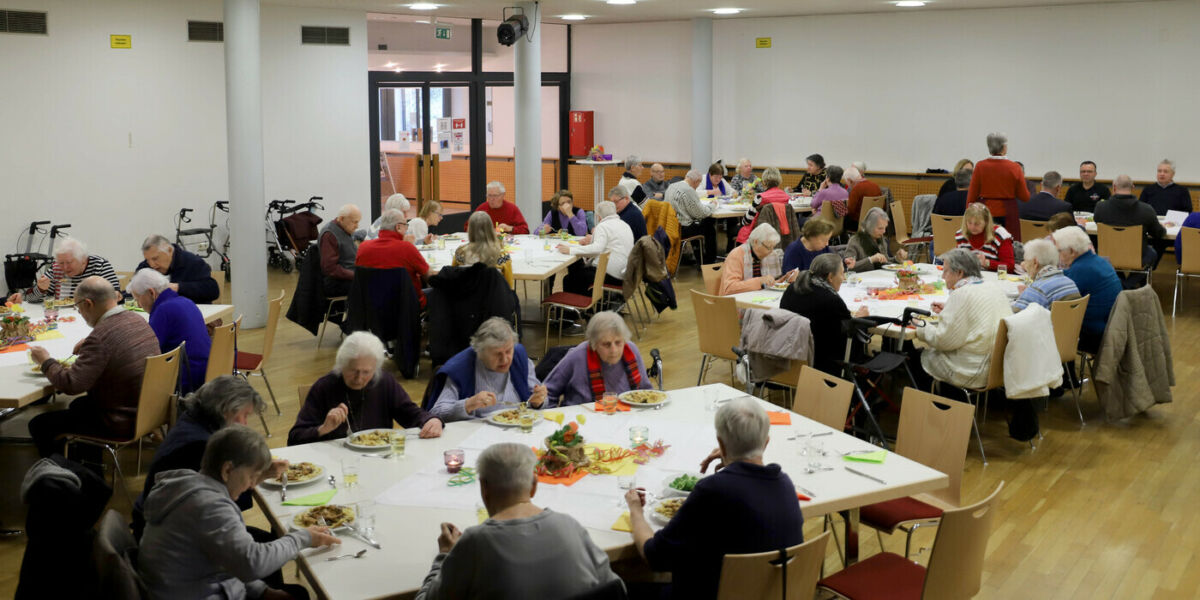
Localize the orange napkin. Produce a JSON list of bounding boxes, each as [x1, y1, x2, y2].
[[796, 492, 812, 502], [592, 400, 632, 412], [768, 412, 792, 425], [537, 470, 588, 486], [0, 344, 30, 355]]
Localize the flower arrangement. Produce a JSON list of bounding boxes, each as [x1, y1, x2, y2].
[[587, 145, 608, 161], [740, 177, 762, 203], [1, 313, 31, 339], [895, 269, 922, 293]]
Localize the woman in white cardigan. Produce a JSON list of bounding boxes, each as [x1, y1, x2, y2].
[[915, 248, 1012, 390]]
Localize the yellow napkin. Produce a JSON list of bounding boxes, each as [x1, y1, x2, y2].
[[588, 443, 640, 476], [543, 411, 565, 425], [611, 512, 632, 532], [281, 489, 337, 506], [35, 330, 65, 342]]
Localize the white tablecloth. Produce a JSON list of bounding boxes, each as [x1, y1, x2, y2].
[[424, 233, 580, 281]]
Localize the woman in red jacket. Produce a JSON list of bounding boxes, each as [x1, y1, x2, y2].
[[966, 132, 1030, 241], [954, 202, 1015, 272]]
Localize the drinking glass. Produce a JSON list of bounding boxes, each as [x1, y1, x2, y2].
[[341, 458, 360, 488], [704, 387, 720, 412], [806, 438, 825, 470], [519, 411, 536, 433], [444, 449, 465, 474], [997, 264, 1008, 278], [354, 500, 376, 535], [390, 430, 406, 458], [616, 474, 637, 506], [629, 425, 649, 447], [601, 394, 619, 415]]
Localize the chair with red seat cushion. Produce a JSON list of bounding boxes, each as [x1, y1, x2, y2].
[[541, 253, 610, 354], [235, 290, 285, 437]]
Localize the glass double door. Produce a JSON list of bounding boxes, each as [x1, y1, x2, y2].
[[378, 83, 472, 215]]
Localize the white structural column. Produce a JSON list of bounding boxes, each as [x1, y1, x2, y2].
[[513, 1, 542, 223], [223, 0, 268, 327], [691, 18, 713, 173]]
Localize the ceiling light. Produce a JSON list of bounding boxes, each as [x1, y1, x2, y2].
[[895, 1, 925, 6], [711, 8, 742, 15], [384, 61, 397, 68], [393, 67, 403, 73], [415, 19, 431, 24], [606, 0, 636, 5], [559, 14, 588, 20], [409, 3, 438, 10]]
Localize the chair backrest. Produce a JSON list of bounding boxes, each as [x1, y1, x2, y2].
[[818, 201, 843, 238], [204, 316, 240, 383], [1050, 295, 1090, 364], [716, 531, 830, 600], [211, 273, 225, 302], [690, 289, 740, 361], [889, 199, 911, 237], [791, 366, 853, 430], [259, 290, 286, 364], [859, 195, 887, 226], [1180, 227, 1200, 275], [93, 510, 145, 600], [133, 346, 181, 440], [115, 271, 133, 292], [1096, 223, 1144, 270], [984, 319, 1007, 391], [921, 482, 1005, 600], [702, 263, 724, 296], [897, 388, 975, 507], [588, 253, 611, 307], [930, 214, 960, 257], [1019, 219, 1048, 243]]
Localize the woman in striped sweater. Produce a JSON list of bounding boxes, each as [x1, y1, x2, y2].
[[7, 238, 120, 303], [955, 203, 1015, 272]]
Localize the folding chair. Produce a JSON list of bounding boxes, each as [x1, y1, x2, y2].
[[1096, 223, 1151, 286], [542, 253, 610, 354], [1172, 227, 1200, 316], [1050, 295, 1090, 425], [717, 531, 830, 600], [1019, 219, 1049, 243], [930, 214, 960, 258]]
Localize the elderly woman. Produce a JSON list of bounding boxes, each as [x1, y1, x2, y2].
[[624, 397, 803, 599], [430, 317, 547, 421], [793, 153, 827, 196], [719, 224, 795, 295], [696, 162, 735, 198], [809, 165, 848, 219], [781, 254, 869, 375], [408, 200, 443, 245], [955, 202, 1015, 272], [729, 158, 763, 195], [540, 189, 589, 236], [913, 249, 1013, 390], [939, 158, 974, 198], [542, 312, 652, 406], [453, 211, 514, 288], [1054, 226, 1122, 353], [844, 207, 908, 272], [7, 237, 120, 303], [738, 167, 789, 237], [140, 426, 340, 600], [361, 193, 412, 241], [1012, 238, 1081, 311], [782, 218, 854, 272], [129, 268, 211, 393], [966, 133, 1030, 241], [418, 443, 622, 599], [288, 331, 442, 445]]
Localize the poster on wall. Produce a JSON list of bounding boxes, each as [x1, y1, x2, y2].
[[485, 88, 493, 145], [451, 118, 467, 153]]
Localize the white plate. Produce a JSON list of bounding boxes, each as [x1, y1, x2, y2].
[[619, 390, 669, 408], [261, 463, 325, 487], [487, 409, 524, 428], [662, 472, 703, 497], [648, 498, 685, 526], [288, 505, 356, 531], [343, 429, 394, 451]]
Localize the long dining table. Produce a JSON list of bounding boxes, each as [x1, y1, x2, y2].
[[703, 196, 814, 220], [423, 233, 580, 282], [254, 384, 947, 600]]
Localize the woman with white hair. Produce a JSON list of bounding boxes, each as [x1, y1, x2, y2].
[[541, 311, 652, 406], [623, 397, 803, 599], [844, 207, 908, 272], [1054, 226, 1122, 353], [7, 237, 120, 303], [129, 267, 211, 393], [1012, 238, 1081, 311], [453, 211, 514, 288], [965, 132, 1030, 241], [288, 331, 441, 445], [729, 158, 763, 195], [417, 443, 621, 599], [558, 198, 634, 295], [719, 223, 794, 295], [430, 317, 546, 421], [360, 193, 412, 241]]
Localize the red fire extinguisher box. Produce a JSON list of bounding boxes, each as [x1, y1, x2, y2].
[[569, 111, 594, 157]]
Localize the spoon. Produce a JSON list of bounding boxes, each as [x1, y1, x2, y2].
[[804, 466, 834, 474], [325, 549, 368, 561]]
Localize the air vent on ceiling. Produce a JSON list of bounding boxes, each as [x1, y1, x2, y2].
[[301, 25, 349, 45], [1, 9, 48, 34], [188, 20, 223, 42]]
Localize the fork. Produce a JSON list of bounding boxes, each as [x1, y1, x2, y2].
[[325, 549, 368, 561]]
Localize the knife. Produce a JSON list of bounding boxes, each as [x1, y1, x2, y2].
[[844, 466, 886, 485], [352, 526, 382, 549], [280, 471, 288, 502]]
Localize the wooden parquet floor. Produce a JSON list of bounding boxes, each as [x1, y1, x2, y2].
[[2, 260, 1199, 599]]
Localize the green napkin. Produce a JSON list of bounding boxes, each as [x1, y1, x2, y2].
[[843, 450, 887, 464], [282, 489, 337, 506], [750, 296, 774, 304]]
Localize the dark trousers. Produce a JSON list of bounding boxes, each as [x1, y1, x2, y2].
[[28, 398, 117, 462], [323, 276, 351, 298], [563, 262, 623, 296], [720, 217, 741, 255], [681, 220, 717, 264]]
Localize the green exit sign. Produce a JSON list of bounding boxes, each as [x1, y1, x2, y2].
[[434, 25, 451, 40]]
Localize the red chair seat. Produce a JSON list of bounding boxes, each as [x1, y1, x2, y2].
[[860, 496, 944, 532], [542, 292, 593, 309], [818, 551, 925, 600], [235, 351, 263, 371]]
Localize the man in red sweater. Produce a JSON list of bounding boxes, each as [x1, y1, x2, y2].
[[966, 132, 1030, 241], [845, 165, 883, 223], [356, 209, 431, 307], [473, 181, 530, 234]]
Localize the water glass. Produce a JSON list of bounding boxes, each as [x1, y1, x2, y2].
[[341, 458, 360, 488], [601, 394, 619, 415], [519, 411, 536, 433], [390, 430, 406, 458], [436, 236, 446, 250], [629, 425, 649, 447], [806, 438, 825, 470], [354, 500, 376, 534], [997, 264, 1008, 278], [444, 449, 465, 474], [705, 387, 720, 412]]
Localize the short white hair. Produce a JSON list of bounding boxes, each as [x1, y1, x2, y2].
[[487, 181, 506, 195], [1112, 174, 1134, 193], [128, 268, 170, 295], [851, 160, 867, 174], [606, 187, 628, 202], [844, 167, 863, 184], [337, 204, 361, 219], [624, 155, 640, 170], [333, 331, 385, 375], [141, 234, 173, 253], [379, 209, 407, 231], [1023, 238, 1058, 269], [736, 158, 751, 169], [685, 169, 703, 183], [748, 223, 781, 248], [470, 317, 517, 353], [986, 132, 1007, 155], [1159, 158, 1176, 173], [477, 443, 537, 498], [715, 397, 769, 462], [384, 193, 410, 213], [940, 248, 983, 279], [1052, 225, 1091, 255], [595, 200, 618, 220], [586, 311, 631, 347], [53, 238, 86, 261]]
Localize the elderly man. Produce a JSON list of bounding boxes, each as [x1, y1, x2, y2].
[[359, 193, 412, 241], [7, 238, 120, 304], [319, 204, 361, 297], [618, 155, 647, 205], [667, 170, 717, 264], [129, 268, 211, 393], [934, 168, 972, 217], [27, 276, 161, 459], [136, 234, 220, 304], [430, 318, 546, 422], [1065, 161, 1111, 213], [613, 186, 648, 240], [1020, 171, 1072, 221], [846, 164, 884, 224], [642, 163, 670, 201], [1139, 159, 1192, 216], [967, 132, 1031, 241], [624, 397, 803, 600], [1095, 174, 1165, 278], [1013, 239, 1081, 311], [355, 208, 431, 308], [559, 198, 634, 295], [289, 332, 441, 445], [473, 181, 529, 234], [418, 443, 622, 599], [1055, 226, 1122, 353], [542, 311, 652, 406]]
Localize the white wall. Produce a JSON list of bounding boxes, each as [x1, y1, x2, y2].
[[0, 0, 367, 293], [487, 86, 560, 158], [573, 0, 1200, 180]]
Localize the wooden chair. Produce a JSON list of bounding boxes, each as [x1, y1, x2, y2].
[[1050, 295, 1090, 425], [1096, 223, 1151, 285], [680, 234, 705, 275], [1019, 219, 1049, 243], [817, 201, 844, 240], [716, 531, 830, 600], [858, 195, 887, 227], [701, 263, 724, 296], [542, 253, 610, 353], [204, 316, 240, 383], [1172, 227, 1200, 317], [818, 482, 1005, 600], [930, 319, 1007, 465], [929, 214, 960, 258], [236, 290, 286, 436], [690, 289, 741, 385], [889, 199, 933, 261], [790, 365, 854, 429], [211, 272, 226, 302], [115, 271, 133, 293], [64, 346, 182, 505], [859, 387, 976, 559]]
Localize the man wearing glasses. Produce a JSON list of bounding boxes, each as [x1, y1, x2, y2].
[[473, 181, 530, 235]]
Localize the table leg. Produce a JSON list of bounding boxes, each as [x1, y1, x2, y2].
[[840, 507, 861, 565]]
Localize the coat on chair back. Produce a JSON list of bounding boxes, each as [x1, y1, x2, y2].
[[427, 263, 521, 370]]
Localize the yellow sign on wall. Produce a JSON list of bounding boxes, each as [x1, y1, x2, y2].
[[755, 37, 771, 49], [110, 35, 132, 49]]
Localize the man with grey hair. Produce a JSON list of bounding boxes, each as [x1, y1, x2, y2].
[[7, 237, 120, 304], [611, 184, 648, 239], [558, 197, 634, 295], [541, 310, 653, 406], [128, 268, 211, 393], [1139, 159, 1192, 216], [474, 180, 529, 234], [135, 233, 220, 303], [619, 155, 647, 204], [319, 203, 362, 297], [359, 193, 411, 241], [1020, 170, 1071, 221], [623, 396, 803, 599], [846, 164, 884, 225], [967, 132, 1031, 240], [1054, 226, 1122, 353], [355, 208, 431, 307], [418, 442, 621, 599], [667, 169, 717, 263], [642, 163, 670, 201], [1095, 173, 1165, 279]]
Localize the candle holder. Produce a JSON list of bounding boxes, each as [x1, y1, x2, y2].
[[629, 425, 649, 448], [444, 449, 465, 474]]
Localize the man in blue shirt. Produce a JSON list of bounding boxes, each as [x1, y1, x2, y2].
[[1020, 171, 1072, 221], [137, 234, 220, 304], [614, 188, 648, 240], [1055, 227, 1122, 354]]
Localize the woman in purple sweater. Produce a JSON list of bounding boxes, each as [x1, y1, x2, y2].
[[542, 312, 652, 407], [129, 268, 211, 393], [540, 190, 590, 236]]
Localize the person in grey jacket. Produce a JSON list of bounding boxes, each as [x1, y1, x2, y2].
[[139, 426, 340, 600]]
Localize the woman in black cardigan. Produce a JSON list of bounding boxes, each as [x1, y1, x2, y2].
[[779, 253, 868, 375]]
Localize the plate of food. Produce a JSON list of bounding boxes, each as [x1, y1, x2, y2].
[[488, 409, 523, 428], [648, 498, 685, 526], [262, 461, 324, 487], [291, 505, 356, 531], [344, 429, 393, 451], [771, 281, 790, 291], [620, 390, 668, 408], [29, 355, 76, 374], [663, 473, 703, 497]]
